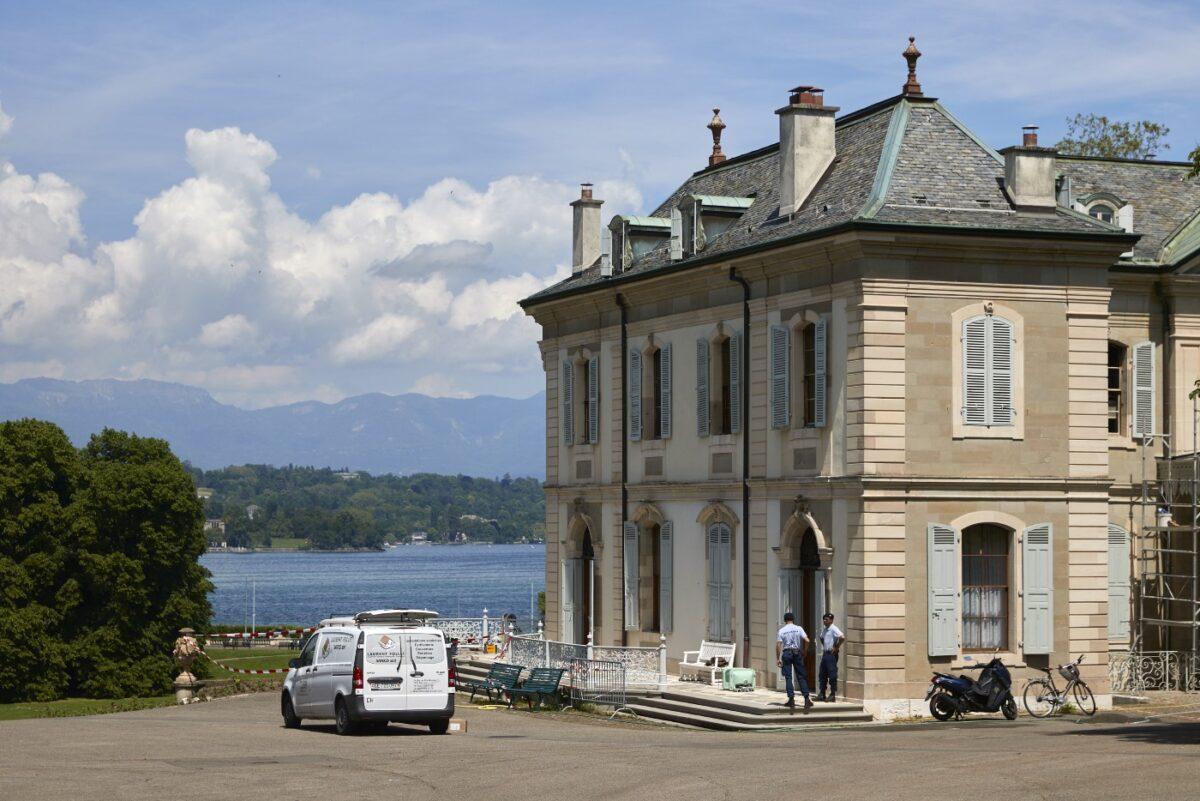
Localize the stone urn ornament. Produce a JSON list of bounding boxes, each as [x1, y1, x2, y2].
[[172, 627, 202, 703]]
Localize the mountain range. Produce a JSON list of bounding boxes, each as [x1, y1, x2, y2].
[[0, 378, 545, 478]]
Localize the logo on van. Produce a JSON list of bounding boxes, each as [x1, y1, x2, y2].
[[377, 635, 396, 650], [320, 638, 331, 658]]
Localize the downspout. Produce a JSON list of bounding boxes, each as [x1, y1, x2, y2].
[[617, 293, 629, 647], [728, 267, 752, 668], [1158, 281, 1172, 459]]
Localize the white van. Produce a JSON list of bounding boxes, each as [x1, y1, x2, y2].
[[281, 609, 455, 735]]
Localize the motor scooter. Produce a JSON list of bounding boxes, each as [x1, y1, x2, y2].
[[925, 653, 1017, 721]]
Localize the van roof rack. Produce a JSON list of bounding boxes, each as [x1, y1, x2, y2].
[[352, 609, 439, 626]]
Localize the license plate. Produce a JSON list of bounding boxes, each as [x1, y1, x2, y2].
[[369, 679, 403, 690]]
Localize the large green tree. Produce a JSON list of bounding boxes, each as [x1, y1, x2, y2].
[[0, 422, 212, 702], [1056, 114, 1170, 160]]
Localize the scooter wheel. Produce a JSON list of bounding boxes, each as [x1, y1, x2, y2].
[[1001, 696, 1018, 721], [929, 693, 956, 721]]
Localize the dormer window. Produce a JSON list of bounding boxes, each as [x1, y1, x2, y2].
[[676, 195, 754, 258], [1088, 203, 1115, 224], [609, 216, 671, 272]]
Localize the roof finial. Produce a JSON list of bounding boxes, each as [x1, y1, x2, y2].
[[707, 108, 727, 167], [902, 36, 923, 97]]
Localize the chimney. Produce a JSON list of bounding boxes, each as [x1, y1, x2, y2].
[[776, 86, 839, 217], [570, 183, 604, 273], [1000, 126, 1057, 212]]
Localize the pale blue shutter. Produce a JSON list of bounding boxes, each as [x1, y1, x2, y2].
[[813, 316, 828, 428], [696, 339, 710, 438], [707, 523, 733, 641], [669, 209, 682, 261], [562, 558, 580, 642], [1022, 523, 1053, 655], [769, 324, 790, 429], [1108, 524, 1131, 641], [587, 355, 599, 444], [962, 317, 987, 426], [729, 331, 742, 434], [990, 317, 1014, 426], [1132, 341, 1155, 439], [561, 360, 574, 444], [927, 524, 959, 656], [659, 521, 673, 634], [623, 522, 639, 630], [629, 349, 642, 442], [659, 342, 673, 439]]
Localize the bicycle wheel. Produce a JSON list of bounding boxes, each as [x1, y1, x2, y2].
[[1023, 679, 1056, 718], [1072, 682, 1097, 716]]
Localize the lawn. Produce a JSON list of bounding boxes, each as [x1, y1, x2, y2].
[[0, 696, 176, 722], [203, 646, 295, 687]]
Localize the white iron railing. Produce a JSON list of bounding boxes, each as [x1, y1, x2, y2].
[[504, 629, 667, 691]]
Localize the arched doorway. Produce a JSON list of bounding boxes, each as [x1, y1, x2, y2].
[[779, 522, 828, 685], [564, 513, 598, 645]]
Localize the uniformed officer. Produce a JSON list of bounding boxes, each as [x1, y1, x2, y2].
[[816, 612, 845, 702], [775, 611, 813, 712]]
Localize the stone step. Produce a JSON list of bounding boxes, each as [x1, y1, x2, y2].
[[631, 695, 873, 728], [659, 689, 864, 718], [624, 698, 874, 731]]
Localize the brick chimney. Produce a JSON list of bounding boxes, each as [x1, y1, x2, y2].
[[570, 183, 604, 273], [776, 86, 838, 217], [1000, 126, 1057, 212]]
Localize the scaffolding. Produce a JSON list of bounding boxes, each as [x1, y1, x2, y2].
[[1135, 397, 1200, 658]]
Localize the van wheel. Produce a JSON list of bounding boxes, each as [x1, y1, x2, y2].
[[281, 694, 301, 729], [334, 698, 356, 736], [428, 719, 449, 735]]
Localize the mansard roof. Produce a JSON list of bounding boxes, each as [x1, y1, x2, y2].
[[522, 95, 1150, 308]]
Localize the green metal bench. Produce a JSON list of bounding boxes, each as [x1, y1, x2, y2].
[[460, 662, 523, 702], [507, 667, 566, 710]]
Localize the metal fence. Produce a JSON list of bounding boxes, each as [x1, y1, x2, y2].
[[1108, 650, 1200, 692], [569, 658, 633, 716], [427, 614, 509, 647], [504, 632, 668, 692]]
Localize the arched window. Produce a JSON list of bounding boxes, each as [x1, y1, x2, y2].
[[1088, 203, 1115, 224], [962, 524, 1009, 650], [1108, 341, 1127, 435]]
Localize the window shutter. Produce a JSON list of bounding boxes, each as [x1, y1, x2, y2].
[[990, 316, 1014, 426], [769, 324, 791, 429], [587, 355, 599, 445], [813, 316, 828, 428], [562, 558, 579, 642], [659, 342, 673, 439], [696, 338, 710, 438], [730, 330, 743, 434], [628, 349, 642, 442], [561, 360, 574, 445], [1108, 524, 1131, 641], [927, 524, 959, 656], [1022, 523, 1053, 655], [707, 523, 733, 642], [1132, 341, 1155, 439], [962, 317, 987, 426], [669, 209, 682, 261], [623, 522, 639, 630], [659, 521, 673, 634]]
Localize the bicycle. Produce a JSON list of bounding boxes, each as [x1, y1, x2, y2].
[[1022, 655, 1097, 718]]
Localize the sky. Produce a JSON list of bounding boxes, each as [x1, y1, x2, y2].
[[1, 0, 1199, 408]]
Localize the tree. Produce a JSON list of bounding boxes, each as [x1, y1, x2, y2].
[[0, 423, 212, 702], [1056, 114, 1170, 160], [1190, 144, 1199, 179]]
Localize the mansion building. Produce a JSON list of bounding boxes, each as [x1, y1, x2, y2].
[[519, 41, 1200, 713]]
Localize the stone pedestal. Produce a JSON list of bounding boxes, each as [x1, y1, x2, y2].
[[174, 672, 198, 704]]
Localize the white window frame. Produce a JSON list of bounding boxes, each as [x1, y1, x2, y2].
[[951, 302, 1024, 440]]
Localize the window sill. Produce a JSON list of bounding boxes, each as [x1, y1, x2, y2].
[[953, 426, 1023, 441], [640, 439, 665, 453], [571, 443, 595, 456], [788, 426, 821, 443], [1108, 435, 1136, 451], [709, 434, 737, 447], [952, 652, 1025, 669]]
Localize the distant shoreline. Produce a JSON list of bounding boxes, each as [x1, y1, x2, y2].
[[205, 542, 544, 554]]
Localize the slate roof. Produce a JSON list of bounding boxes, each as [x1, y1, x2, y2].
[[522, 96, 1156, 307], [1058, 156, 1200, 264]]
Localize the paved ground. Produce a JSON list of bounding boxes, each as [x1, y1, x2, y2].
[[2, 693, 1199, 801]]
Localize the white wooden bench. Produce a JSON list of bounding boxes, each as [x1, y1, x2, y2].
[[678, 640, 737, 685]]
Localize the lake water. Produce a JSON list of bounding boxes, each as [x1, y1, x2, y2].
[[200, 544, 545, 626]]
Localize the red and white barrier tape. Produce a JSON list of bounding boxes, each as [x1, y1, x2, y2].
[[200, 627, 315, 640], [200, 651, 292, 675]]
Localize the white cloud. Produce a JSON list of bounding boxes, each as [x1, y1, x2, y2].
[[410, 373, 472, 398], [0, 101, 12, 140], [0, 105, 637, 405]]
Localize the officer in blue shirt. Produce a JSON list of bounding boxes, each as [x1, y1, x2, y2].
[[775, 612, 812, 712], [817, 612, 845, 703]]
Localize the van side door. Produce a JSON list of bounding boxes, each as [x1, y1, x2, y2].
[[308, 631, 355, 719], [293, 635, 319, 716]]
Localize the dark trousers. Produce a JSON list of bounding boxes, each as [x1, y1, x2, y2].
[[780, 649, 810, 701], [819, 651, 839, 697]]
